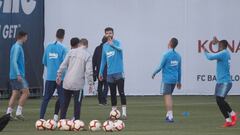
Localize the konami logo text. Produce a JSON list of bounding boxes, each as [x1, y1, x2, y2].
[[0, 0, 36, 15], [198, 40, 240, 53]]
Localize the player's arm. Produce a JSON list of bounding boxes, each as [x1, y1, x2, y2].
[[85, 55, 94, 93], [99, 48, 107, 81], [110, 40, 122, 51], [62, 47, 68, 61], [92, 47, 98, 82], [56, 53, 70, 84], [177, 57, 182, 89], [152, 54, 167, 79], [12, 47, 21, 76], [204, 49, 224, 60], [42, 48, 47, 66]]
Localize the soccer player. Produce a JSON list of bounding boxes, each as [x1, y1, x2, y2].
[[40, 29, 67, 121], [57, 38, 94, 120], [203, 37, 237, 127], [93, 36, 108, 105], [152, 38, 181, 123], [6, 31, 30, 120], [99, 27, 127, 119]]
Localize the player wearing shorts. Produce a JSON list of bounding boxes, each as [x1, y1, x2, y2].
[[152, 38, 181, 123], [204, 37, 237, 127], [6, 31, 30, 120], [99, 27, 127, 119]]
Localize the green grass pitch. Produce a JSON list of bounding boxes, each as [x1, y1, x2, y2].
[[0, 96, 239, 135]]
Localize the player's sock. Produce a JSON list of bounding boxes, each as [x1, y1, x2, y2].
[[53, 114, 58, 122], [112, 106, 117, 110], [6, 107, 13, 114], [16, 105, 23, 116], [225, 118, 232, 122], [230, 111, 237, 125], [167, 111, 173, 120], [122, 106, 127, 116], [230, 111, 236, 116], [223, 118, 233, 127]]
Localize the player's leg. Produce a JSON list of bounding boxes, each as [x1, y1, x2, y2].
[[7, 79, 21, 119], [215, 83, 236, 127], [222, 83, 237, 125], [116, 78, 127, 119], [54, 81, 64, 121], [73, 90, 83, 120], [102, 80, 108, 105], [16, 78, 30, 120], [162, 83, 175, 122], [107, 74, 117, 110], [54, 99, 60, 121], [97, 80, 104, 105], [109, 82, 117, 110], [39, 81, 56, 119], [7, 90, 19, 119], [60, 89, 72, 119]]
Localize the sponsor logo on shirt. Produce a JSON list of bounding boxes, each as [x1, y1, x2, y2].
[[170, 60, 178, 66], [49, 53, 58, 59], [106, 51, 115, 58]]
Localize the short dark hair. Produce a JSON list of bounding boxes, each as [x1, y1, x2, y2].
[[102, 36, 108, 43], [56, 29, 65, 39], [70, 37, 80, 47], [105, 27, 114, 33], [17, 31, 27, 39], [219, 40, 228, 49], [79, 38, 88, 46], [171, 37, 178, 48]]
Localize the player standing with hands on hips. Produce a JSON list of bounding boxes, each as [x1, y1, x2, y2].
[[99, 27, 127, 119], [203, 37, 237, 127], [152, 38, 182, 123]]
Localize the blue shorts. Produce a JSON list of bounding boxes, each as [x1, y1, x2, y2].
[[10, 78, 29, 91], [215, 83, 232, 97], [160, 83, 176, 95], [107, 73, 124, 83]]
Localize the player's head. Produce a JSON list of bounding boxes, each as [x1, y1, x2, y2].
[[56, 29, 65, 42], [17, 31, 28, 43], [70, 37, 80, 49], [219, 40, 228, 51], [104, 27, 114, 40], [79, 38, 88, 48], [168, 37, 178, 49]]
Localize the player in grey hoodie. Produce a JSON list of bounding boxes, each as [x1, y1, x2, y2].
[[56, 38, 94, 120]]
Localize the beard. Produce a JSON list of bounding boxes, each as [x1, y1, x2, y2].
[[107, 36, 113, 40]]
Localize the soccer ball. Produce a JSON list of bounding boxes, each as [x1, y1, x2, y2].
[[44, 119, 57, 130], [58, 119, 73, 131], [89, 120, 101, 131], [113, 120, 125, 131], [110, 109, 121, 120], [35, 119, 46, 130], [72, 120, 85, 131], [102, 120, 114, 132]]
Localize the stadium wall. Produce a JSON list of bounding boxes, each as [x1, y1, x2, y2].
[[44, 0, 240, 95]]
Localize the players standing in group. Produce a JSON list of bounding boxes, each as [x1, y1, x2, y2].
[[203, 37, 237, 127], [99, 27, 127, 119], [152, 38, 182, 123], [93, 36, 108, 105], [40, 29, 67, 121], [56, 38, 94, 120], [6, 31, 30, 120]]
